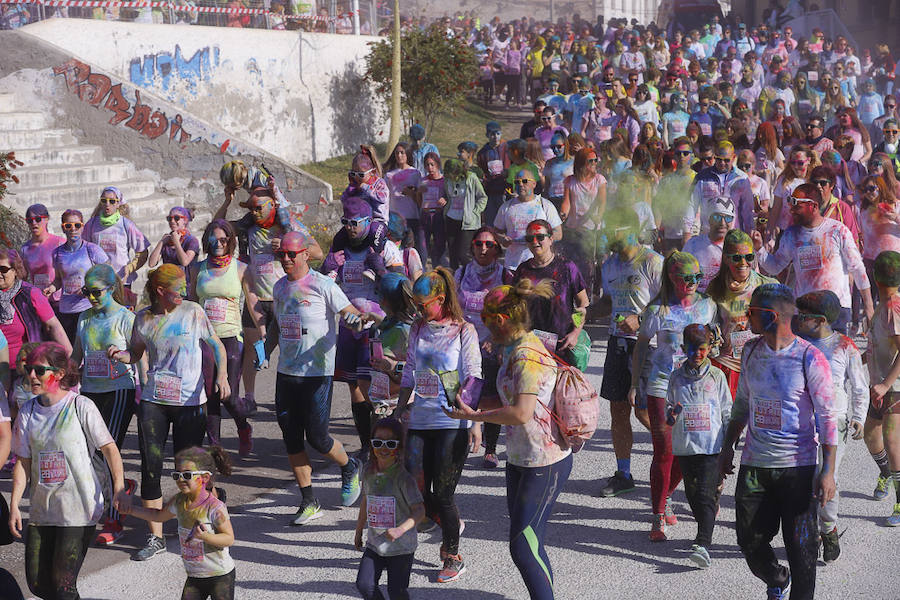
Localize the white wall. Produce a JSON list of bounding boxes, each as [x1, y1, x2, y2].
[[20, 19, 388, 165]]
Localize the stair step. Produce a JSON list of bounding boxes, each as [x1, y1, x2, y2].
[[13, 145, 105, 167], [7, 179, 157, 213], [0, 111, 46, 131], [14, 161, 134, 188], [1, 128, 78, 150], [0, 92, 15, 111]]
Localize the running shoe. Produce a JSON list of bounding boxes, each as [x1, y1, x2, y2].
[[436, 554, 466, 583], [874, 475, 891, 500], [649, 514, 666, 542], [95, 518, 124, 546], [664, 500, 678, 526], [291, 499, 323, 525], [688, 544, 711, 569], [597, 471, 636, 497], [417, 517, 438, 533], [238, 423, 253, 457], [132, 534, 166, 561], [341, 458, 362, 506], [821, 527, 840, 564], [482, 453, 500, 469], [238, 393, 258, 417], [887, 503, 900, 527], [766, 575, 791, 600]]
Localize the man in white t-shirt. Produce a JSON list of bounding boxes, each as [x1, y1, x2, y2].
[[494, 168, 562, 270], [684, 204, 730, 293], [265, 231, 369, 525], [752, 183, 874, 334]]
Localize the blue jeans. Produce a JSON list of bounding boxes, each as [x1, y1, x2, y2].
[[507, 453, 572, 600]]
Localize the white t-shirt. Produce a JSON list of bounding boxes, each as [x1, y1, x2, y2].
[[13, 392, 114, 526], [386, 168, 422, 220], [601, 247, 664, 339], [493, 196, 563, 269], [273, 270, 351, 377], [683, 235, 724, 293], [134, 301, 215, 406]]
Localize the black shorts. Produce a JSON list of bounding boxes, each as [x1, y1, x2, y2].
[[600, 336, 646, 409], [242, 299, 275, 329]]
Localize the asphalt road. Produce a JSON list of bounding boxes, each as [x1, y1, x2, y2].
[[3, 324, 898, 599]]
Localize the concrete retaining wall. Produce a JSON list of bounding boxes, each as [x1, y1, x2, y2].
[[17, 19, 388, 166]]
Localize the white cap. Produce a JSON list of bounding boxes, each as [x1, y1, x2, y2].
[[710, 196, 735, 219]]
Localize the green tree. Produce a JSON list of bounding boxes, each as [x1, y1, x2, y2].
[[0, 151, 27, 248], [365, 24, 479, 136]]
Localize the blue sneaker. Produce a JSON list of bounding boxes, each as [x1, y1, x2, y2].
[[874, 475, 891, 500], [766, 575, 791, 600], [887, 503, 900, 527], [341, 458, 361, 506]]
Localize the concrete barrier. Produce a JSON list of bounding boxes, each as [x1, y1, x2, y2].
[[17, 19, 388, 166]]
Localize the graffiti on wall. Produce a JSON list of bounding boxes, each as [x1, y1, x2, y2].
[[129, 45, 220, 97]]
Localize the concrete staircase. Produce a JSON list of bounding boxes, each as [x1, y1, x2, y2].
[[0, 90, 211, 292]]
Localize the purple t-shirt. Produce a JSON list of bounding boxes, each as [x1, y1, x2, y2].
[[82, 216, 150, 286], [160, 233, 201, 272], [511, 255, 586, 348], [52, 241, 110, 314], [21, 234, 65, 292]]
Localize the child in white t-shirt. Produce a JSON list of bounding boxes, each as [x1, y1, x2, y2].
[[121, 446, 235, 599]]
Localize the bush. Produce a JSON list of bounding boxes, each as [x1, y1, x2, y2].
[[365, 24, 479, 136], [0, 152, 27, 248]]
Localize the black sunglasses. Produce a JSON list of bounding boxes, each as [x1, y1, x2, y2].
[[0, 265, 14, 274], [25, 364, 60, 377], [473, 240, 498, 249], [525, 233, 549, 243], [81, 286, 109, 298], [727, 252, 755, 263]]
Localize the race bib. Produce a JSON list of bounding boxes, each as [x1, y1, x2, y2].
[[178, 527, 205, 562], [415, 370, 441, 398], [63, 275, 82, 296], [797, 244, 823, 271], [671, 120, 686, 134], [255, 255, 275, 276], [422, 185, 441, 209], [534, 329, 559, 352], [487, 160, 503, 176], [449, 194, 465, 213], [682, 404, 712, 432], [343, 261, 365, 284], [366, 495, 396, 529], [85, 351, 111, 378], [753, 397, 782, 430], [578, 63, 588, 73], [280, 314, 303, 341], [550, 179, 565, 197], [97, 233, 117, 255], [369, 371, 392, 401], [153, 373, 183, 403], [731, 329, 757, 358], [807, 71, 818, 82], [32, 273, 50, 289], [464, 290, 487, 313], [39, 450, 67, 485], [204, 298, 228, 323], [551, 60, 561, 71], [700, 122, 712, 136]]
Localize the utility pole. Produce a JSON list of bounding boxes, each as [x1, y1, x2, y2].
[[387, 0, 402, 150]]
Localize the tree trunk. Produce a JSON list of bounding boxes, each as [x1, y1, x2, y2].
[[387, 0, 402, 153]]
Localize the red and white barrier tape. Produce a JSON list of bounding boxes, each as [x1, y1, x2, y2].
[[0, 0, 357, 21]]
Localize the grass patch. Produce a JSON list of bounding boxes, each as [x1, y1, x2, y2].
[[300, 98, 526, 192]]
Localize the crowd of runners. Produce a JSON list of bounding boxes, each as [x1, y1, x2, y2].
[[3, 8, 900, 600]]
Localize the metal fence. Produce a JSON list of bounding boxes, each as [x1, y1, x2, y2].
[[0, 0, 378, 33]]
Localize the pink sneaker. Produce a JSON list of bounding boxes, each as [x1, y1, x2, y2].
[[238, 423, 253, 457], [95, 519, 124, 546]]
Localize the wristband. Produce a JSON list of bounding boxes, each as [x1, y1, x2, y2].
[[394, 361, 405, 374]]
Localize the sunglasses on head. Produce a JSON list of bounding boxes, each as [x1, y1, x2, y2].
[[25, 216, 47, 224], [62, 222, 83, 231], [81, 286, 109, 298], [275, 249, 306, 260], [25, 364, 60, 377], [789, 196, 817, 206], [171, 470, 211, 482], [728, 252, 755, 263], [473, 240, 498, 249], [371, 439, 400, 449], [100, 197, 119, 205], [341, 216, 370, 227]]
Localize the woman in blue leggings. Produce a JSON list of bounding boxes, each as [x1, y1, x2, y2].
[[446, 277, 572, 599]]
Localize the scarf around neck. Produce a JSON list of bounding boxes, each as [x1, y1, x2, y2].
[[0, 278, 22, 323], [99, 211, 121, 228]]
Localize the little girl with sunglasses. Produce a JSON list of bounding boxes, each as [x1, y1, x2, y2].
[[354, 417, 425, 600], [120, 446, 235, 600]]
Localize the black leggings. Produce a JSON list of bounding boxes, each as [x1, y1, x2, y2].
[[275, 374, 335, 456], [201, 337, 247, 424], [137, 401, 207, 500], [404, 428, 468, 555], [181, 569, 235, 600], [676, 453, 721, 547], [85, 388, 136, 519], [57, 311, 80, 346], [25, 524, 95, 600], [356, 548, 413, 600]]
